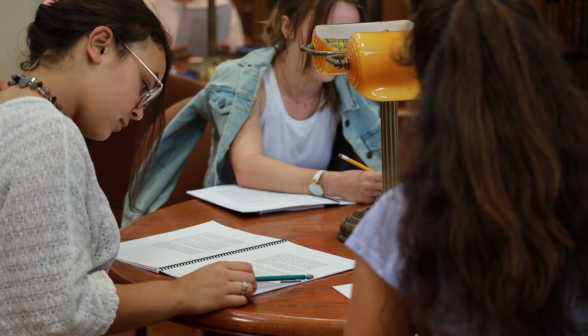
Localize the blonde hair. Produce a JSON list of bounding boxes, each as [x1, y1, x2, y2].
[[261, 0, 364, 112]]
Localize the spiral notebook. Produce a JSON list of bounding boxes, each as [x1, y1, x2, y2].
[[116, 221, 355, 295]]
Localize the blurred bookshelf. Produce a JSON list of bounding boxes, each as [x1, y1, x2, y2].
[[231, 0, 586, 94], [535, 0, 587, 50], [380, 0, 410, 21], [232, 0, 269, 44], [534, 0, 588, 91], [398, 0, 587, 93], [231, 0, 411, 44]]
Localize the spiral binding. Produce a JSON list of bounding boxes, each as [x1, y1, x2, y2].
[[159, 239, 288, 272]]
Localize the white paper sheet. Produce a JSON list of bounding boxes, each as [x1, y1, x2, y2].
[[187, 185, 354, 214], [333, 284, 353, 299]]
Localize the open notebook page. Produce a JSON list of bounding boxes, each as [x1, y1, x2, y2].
[[164, 241, 355, 295], [116, 221, 279, 272]]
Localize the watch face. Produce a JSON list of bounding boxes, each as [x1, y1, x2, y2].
[[309, 184, 323, 196]]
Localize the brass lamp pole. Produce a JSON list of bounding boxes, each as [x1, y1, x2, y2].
[[381, 101, 399, 190], [333, 101, 398, 242]]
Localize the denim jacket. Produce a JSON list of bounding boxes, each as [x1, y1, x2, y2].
[[122, 47, 382, 225]]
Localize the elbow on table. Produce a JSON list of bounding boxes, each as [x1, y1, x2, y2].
[[230, 151, 268, 189], [231, 161, 256, 189], [234, 174, 258, 191]]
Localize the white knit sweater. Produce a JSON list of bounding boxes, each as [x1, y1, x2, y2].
[[0, 97, 120, 335]]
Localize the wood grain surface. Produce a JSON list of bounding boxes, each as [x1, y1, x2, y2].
[[111, 199, 366, 336]]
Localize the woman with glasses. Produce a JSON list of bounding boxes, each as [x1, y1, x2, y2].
[[0, 0, 256, 335]]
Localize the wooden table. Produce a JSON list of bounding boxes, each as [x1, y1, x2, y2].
[[110, 199, 365, 336]]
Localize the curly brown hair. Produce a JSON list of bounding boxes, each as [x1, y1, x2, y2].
[[397, 0, 588, 335]]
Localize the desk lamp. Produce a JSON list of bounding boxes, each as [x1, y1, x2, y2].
[[301, 20, 420, 242]]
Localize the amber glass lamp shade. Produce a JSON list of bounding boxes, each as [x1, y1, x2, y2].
[[345, 31, 419, 101], [305, 20, 419, 102]]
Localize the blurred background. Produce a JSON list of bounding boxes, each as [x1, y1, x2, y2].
[[1, 0, 585, 90], [0, 0, 42, 82], [0, 1, 585, 336]]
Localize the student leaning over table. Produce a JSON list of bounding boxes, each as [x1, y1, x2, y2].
[[344, 0, 588, 335], [122, 0, 383, 225], [0, 1, 256, 335]]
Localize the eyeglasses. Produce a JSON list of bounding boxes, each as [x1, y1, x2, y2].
[[121, 42, 164, 109]]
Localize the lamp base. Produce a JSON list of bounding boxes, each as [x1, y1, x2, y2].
[[336, 207, 370, 242]]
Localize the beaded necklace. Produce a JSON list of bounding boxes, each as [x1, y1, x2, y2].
[[7, 74, 62, 111]]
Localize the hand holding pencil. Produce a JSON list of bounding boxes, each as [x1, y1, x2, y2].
[[315, 154, 381, 203], [338, 153, 375, 172], [334, 153, 382, 203]]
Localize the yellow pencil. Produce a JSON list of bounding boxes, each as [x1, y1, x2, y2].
[[338, 153, 375, 172]]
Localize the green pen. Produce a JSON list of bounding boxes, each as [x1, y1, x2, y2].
[[255, 274, 314, 281]]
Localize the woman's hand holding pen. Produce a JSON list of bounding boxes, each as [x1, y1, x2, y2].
[[175, 261, 257, 315], [322, 170, 383, 204], [110, 262, 256, 333]]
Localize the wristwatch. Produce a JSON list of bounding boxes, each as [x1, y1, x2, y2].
[[309, 170, 326, 197]]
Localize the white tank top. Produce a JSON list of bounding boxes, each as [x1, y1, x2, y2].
[[260, 64, 339, 170]]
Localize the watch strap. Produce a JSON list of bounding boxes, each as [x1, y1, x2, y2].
[[309, 170, 326, 196], [311, 170, 326, 183]]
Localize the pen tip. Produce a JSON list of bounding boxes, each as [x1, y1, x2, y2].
[[338, 153, 342, 158], [307, 274, 314, 279]]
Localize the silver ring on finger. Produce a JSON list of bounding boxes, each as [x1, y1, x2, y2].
[[241, 281, 247, 296]]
